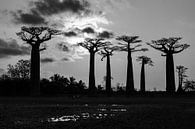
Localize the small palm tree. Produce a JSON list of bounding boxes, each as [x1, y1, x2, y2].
[[136, 56, 153, 92]]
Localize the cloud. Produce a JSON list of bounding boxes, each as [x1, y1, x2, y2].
[[11, 0, 90, 25], [12, 10, 46, 25], [98, 30, 114, 38], [64, 31, 77, 37], [61, 57, 72, 62], [41, 57, 55, 63], [57, 42, 70, 52], [32, 0, 90, 15], [0, 38, 30, 58], [82, 27, 95, 33]]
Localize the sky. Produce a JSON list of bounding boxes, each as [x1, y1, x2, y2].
[[0, 0, 195, 91]]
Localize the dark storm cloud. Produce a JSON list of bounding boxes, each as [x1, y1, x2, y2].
[[11, 0, 90, 25], [64, 31, 77, 37], [12, 10, 46, 25], [41, 57, 55, 63], [82, 27, 95, 33], [57, 42, 70, 52], [98, 31, 114, 39], [0, 38, 30, 58], [32, 0, 90, 15], [61, 57, 71, 61]]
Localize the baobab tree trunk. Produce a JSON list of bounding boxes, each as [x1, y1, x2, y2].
[[89, 52, 96, 93], [106, 55, 112, 96], [30, 45, 41, 96], [126, 48, 134, 94], [177, 70, 184, 93], [140, 61, 145, 92], [166, 54, 176, 93]]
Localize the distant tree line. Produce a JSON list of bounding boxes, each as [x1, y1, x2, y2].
[[0, 26, 194, 96], [0, 59, 194, 96], [0, 62, 87, 96]]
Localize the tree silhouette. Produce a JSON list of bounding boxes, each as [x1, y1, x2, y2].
[[136, 56, 153, 92], [99, 44, 115, 96], [78, 38, 109, 93], [176, 65, 188, 93], [183, 80, 195, 91], [116, 35, 148, 94], [147, 37, 189, 93], [7, 59, 30, 79], [17, 26, 60, 96]]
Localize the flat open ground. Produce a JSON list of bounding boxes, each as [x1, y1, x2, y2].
[[0, 96, 195, 129]]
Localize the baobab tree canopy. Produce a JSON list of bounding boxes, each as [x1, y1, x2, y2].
[[16, 26, 60, 45], [136, 56, 153, 66], [99, 45, 115, 61], [147, 37, 190, 55], [116, 35, 148, 52], [78, 38, 111, 53]]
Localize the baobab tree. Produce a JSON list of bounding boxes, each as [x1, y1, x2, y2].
[[116, 35, 148, 94], [176, 65, 188, 93], [78, 38, 109, 93], [99, 45, 115, 96], [147, 37, 190, 93], [136, 56, 153, 92], [17, 26, 60, 96]]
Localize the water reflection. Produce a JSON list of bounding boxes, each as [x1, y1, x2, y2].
[[48, 115, 80, 122], [47, 104, 127, 123], [47, 113, 116, 122]]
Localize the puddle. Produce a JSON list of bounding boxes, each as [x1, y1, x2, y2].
[[98, 108, 127, 112], [84, 104, 89, 107], [47, 113, 115, 122], [111, 104, 124, 107], [47, 104, 127, 123], [99, 108, 107, 111], [111, 109, 127, 112], [48, 115, 80, 122]]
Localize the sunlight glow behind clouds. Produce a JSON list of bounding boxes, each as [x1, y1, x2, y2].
[[43, 11, 112, 62]]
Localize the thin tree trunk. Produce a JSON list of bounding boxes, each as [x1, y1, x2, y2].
[[106, 55, 112, 96], [89, 52, 96, 93], [30, 45, 40, 96], [126, 44, 134, 94], [166, 54, 175, 93], [140, 61, 145, 92], [177, 70, 183, 93]]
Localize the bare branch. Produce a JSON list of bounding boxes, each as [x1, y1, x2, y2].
[[173, 44, 190, 54], [39, 48, 46, 52], [17, 26, 59, 46], [78, 38, 111, 53]]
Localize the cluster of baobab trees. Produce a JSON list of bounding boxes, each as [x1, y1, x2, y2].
[[17, 26, 190, 96]]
